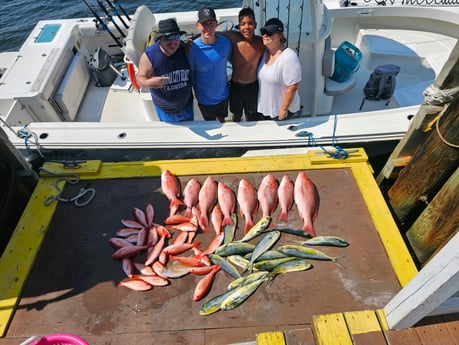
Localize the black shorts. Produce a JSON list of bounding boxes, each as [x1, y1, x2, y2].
[[198, 99, 229, 121], [229, 80, 260, 121]]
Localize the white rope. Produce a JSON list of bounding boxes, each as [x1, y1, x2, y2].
[[423, 85, 459, 106]]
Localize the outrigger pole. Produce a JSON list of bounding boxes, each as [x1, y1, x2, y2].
[[82, 0, 124, 47], [96, 0, 126, 38]]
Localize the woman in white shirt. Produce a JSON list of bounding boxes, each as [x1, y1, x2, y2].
[[257, 18, 302, 120]]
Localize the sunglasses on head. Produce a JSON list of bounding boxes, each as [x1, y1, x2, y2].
[[260, 29, 273, 36], [164, 33, 181, 41]]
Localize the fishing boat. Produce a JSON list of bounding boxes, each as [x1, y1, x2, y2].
[[0, 0, 457, 163]]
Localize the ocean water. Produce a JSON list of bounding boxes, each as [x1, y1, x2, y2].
[[0, 0, 242, 52]]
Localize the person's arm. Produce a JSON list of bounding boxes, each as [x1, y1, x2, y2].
[[278, 82, 299, 120], [136, 52, 169, 89]]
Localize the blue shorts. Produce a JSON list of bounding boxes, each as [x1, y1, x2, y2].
[[155, 104, 194, 122]]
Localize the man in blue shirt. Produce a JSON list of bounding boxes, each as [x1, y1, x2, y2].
[[137, 18, 193, 122], [188, 7, 232, 122]]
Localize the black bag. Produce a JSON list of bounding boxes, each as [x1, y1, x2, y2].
[[360, 64, 400, 110]]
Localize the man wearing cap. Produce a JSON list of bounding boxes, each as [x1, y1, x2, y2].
[[257, 18, 301, 121], [137, 18, 194, 122], [188, 7, 232, 123]]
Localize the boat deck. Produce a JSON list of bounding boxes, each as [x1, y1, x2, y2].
[[0, 150, 450, 344]]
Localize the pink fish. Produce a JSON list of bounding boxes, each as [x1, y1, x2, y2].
[[161, 169, 184, 216], [198, 176, 218, 232], [112, 244, 148, 260], [164, 214, 192, 225], [257, 173, 279, 218], [218, 182, 236, 226], [183, 178, 201, 217], [133, 207, 148, 227], [122, 258, 135, 277], [108, 237, 134, 249], [128, 274, 170, 287], [211, 205, 224, 235], [118, 278, 152, 291], [144, 234, 166, 266], [278, 175, 294, 223], [145, 203, 155, 226], [116, 228, 140, 238], [294, 171, 320, 237], [202, 232, 224, 256], [237, 179, 258, 232], [193, 265, 221, 301]]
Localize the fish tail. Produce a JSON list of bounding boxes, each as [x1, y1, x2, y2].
[[169, 199, 183, 216], [244, 220, 254, 233], [279, 210, 288, 222], [302, 221, 317, 237], [222, 215, 233, 226], [199, 214, 209, 232], [184, 207, 192, 218], [333, 255, 346, 269]]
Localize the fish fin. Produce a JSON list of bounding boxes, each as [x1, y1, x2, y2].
[[244, 220, 254, 233], [279, 210, 288, 222], [184, 207, 192, 218], [333, 255, 346, 269], [302, 220, 316, 237], [222, 215, 233, 226]]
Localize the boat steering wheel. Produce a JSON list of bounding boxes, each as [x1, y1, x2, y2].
[[216, 19, 234, 31]]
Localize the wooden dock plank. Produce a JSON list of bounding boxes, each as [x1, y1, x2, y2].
[[351, 163, 418, 287], [283, 327, 317, 345], [385, 328, 421, 345], [0, 178, 59, 337], [344, 310, 387, 345], [257, 331, 286, 345], [313, 313, 353, 345], [415, 323, 458, 345]]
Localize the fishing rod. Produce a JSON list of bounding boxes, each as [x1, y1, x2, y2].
[[95, 0, 126, 38], [103, 0, 129, 29], [82, 0, 123, 47], [108, 0, 131, 21], [296, 0, 304, 55]]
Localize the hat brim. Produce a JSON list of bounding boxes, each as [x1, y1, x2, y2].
[[155, 30, 186, 41], [260, 24, 281, 34], [198, 18, 217, 24]]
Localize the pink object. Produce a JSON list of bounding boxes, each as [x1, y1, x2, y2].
[[28, 333, 89, 345]]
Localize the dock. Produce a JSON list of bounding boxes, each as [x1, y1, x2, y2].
[[0, 149, 457, 344]]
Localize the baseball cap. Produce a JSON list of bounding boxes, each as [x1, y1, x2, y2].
[[198, 7, 217, 23], [260, 18, 284, 34]]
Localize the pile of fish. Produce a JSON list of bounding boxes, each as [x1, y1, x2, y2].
[[108, 169, 349, 313]]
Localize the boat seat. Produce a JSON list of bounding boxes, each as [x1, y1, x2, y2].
[[124, 5, 156, 67], [323, 37, 356, 96]]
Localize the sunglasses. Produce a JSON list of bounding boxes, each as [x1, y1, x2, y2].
[[260, 29, 273, 36], [164, 33, 181, 41]]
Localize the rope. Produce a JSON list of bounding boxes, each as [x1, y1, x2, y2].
[[319, 114, 357, 159], [435, 108, 459, 148], [423, 85, 459, 106], [40, 167, 96, 207], [0, 118, 46, 158]]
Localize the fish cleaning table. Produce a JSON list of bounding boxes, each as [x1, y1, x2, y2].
[[0, 149, 417, 344]]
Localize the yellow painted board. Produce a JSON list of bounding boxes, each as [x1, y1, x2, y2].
[[257, 331, 286, 345], [62, 150, 368, 181], [40, 160, 102, 176], [313, 313, 353, 345], [350, 162, 418, 287], [344, 310, 383, 334], [0, 177, 59, 337], [375, 309, 390, 331]]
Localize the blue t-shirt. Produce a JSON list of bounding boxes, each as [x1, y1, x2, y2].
[[188, 34, 231, 105], [145, 42, 192, 114]]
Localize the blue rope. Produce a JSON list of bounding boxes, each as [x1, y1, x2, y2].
[[319, 114, 356, 159]]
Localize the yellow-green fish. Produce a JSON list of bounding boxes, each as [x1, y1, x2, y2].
[[245, 250, 288, 261], [238, 216, 271, 242], [245, 231, 281, 273], [220, 278, 265, 311], [277, 244, 344, 267], [215, 242, 255, 257], [223, 213, 238, 244], [267, 259, 312, 280], [227, 255, 250, 270], [227, 271, 269, 291], [209, 254, 241, 279], [267, 227, 313, 239], [253, 257, 296, 272], [297, 235, 349, 247], [199, 288, 236, 316]]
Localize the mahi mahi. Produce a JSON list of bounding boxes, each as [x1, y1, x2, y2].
[[245, 231, 281, 273], [220, 278, 266, 311]]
